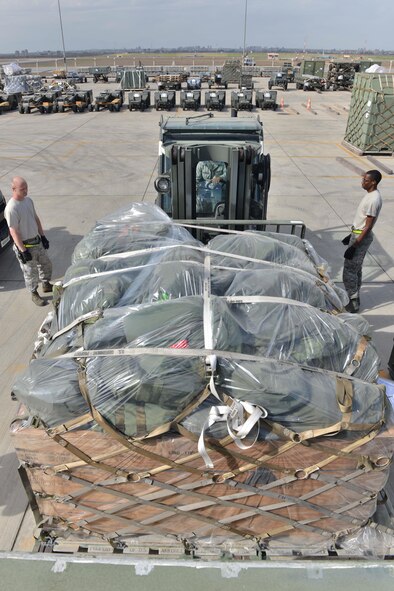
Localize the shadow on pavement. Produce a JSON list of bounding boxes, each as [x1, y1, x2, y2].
[[0, 227, 83, 292]]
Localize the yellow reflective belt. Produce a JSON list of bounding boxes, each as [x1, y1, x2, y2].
[[351, 229, 363, 234]]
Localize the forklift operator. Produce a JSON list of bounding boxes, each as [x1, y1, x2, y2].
[[196, 160, 227, 187], [195, 160, 227, 214]]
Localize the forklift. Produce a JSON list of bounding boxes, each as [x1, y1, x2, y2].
[[154, 114, 271, 230]]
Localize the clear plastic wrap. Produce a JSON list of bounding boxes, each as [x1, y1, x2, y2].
[[11, 203, 394, 555], [208, 232, 323, 277], [71, 202, 200, 262], [4, 74, 42, 94]]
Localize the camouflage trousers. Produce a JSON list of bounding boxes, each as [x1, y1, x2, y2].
[[13, 243, 52, 293], [342, 232, 373, 299]]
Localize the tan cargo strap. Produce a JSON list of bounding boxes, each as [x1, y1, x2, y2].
[[295, 426, 383, 479], [77, 360, 213, 440], [46, 430, 135, 480], [50, 309, 103, 342], [177, 423, 298, 479], [54, 470, 331, 540], [344, 337, 369, 376], [55, 474, 256, 541], [259, 377, 380, 444]]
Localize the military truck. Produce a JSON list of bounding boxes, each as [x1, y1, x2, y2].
[[180, 90, 201, 111], [157, 74, 186, 91], [205, 90, 226, 111], [255, 89, 278, 110], [128, 90, 150, 111], [295, 60, 326, 91], [154, 114, 271, 222], [268, 72, 288, 91], [281, 61, 296, 82], [231, 89, 253, 112], [154, 90, 176, 111], [88, 66, 111, 83]]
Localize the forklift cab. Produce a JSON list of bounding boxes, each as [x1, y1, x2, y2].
[[155, 115, 271, 222]]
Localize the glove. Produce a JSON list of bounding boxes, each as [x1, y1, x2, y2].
[[41, 235, 49, 249], [342, 234, 351, 245], [344, 245, 356, 260], [18, 249, 32, 264]]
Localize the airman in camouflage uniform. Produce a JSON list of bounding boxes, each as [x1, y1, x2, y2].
[[5, 177, 53, 306], [342, 170, 382, 313], [196, 160, 227, 184]]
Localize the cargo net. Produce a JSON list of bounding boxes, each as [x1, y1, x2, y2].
[[11, 203, 394, 556], [344, 85, 394, 154]]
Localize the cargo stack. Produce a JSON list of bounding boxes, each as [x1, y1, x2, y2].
[[10, 203, 394, 556], [344, 72, 394, 155]]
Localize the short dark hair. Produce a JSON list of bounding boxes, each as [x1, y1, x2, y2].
[[366, 170, 382, 185]]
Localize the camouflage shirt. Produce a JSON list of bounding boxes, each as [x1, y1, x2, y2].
[[196, 161, 227, 183]]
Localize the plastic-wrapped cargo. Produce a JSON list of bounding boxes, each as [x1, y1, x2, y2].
[[4, 74, 42, 94], [11, 203, 394, 556]]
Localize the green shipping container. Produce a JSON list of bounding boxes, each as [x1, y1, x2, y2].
[[344, 73, 394, 155], [300, 60, 325, 77]]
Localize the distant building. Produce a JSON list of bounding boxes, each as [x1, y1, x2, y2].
[[267, 53, 279, 60]]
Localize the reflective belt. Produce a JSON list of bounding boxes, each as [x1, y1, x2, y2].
[[351, 228, 363, 235], [23, 235, 40, 247]]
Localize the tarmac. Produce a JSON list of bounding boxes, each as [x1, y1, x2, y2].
[[0, 76, 393, 559]]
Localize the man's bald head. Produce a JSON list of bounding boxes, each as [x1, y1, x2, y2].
[[12, 176, 28, 200]]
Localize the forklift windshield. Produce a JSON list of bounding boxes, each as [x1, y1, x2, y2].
[[195, 160, 227, 215]]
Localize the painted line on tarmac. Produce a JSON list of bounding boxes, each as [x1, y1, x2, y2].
[[337, 143, 369, 167], [301, 104, 318, 115]]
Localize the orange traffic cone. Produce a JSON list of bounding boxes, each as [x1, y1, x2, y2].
[[306, 97, 311, 110], [280, 97, 285, 109]]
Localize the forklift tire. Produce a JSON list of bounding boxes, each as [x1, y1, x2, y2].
[[129, 105, 133, 111], [58, 104, 64, 112], [94, 104, 99, 111], [72, 105, 78, 113], [108, 105, 113, 112], [87, 103, 93, 112], [24, 105, 31, 114], [39, 106, 45, 114], [115, 104, 121, 112], [18, 104, 24, 114]]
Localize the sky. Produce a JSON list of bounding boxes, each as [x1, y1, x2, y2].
[[0, 0, 393, 53]]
